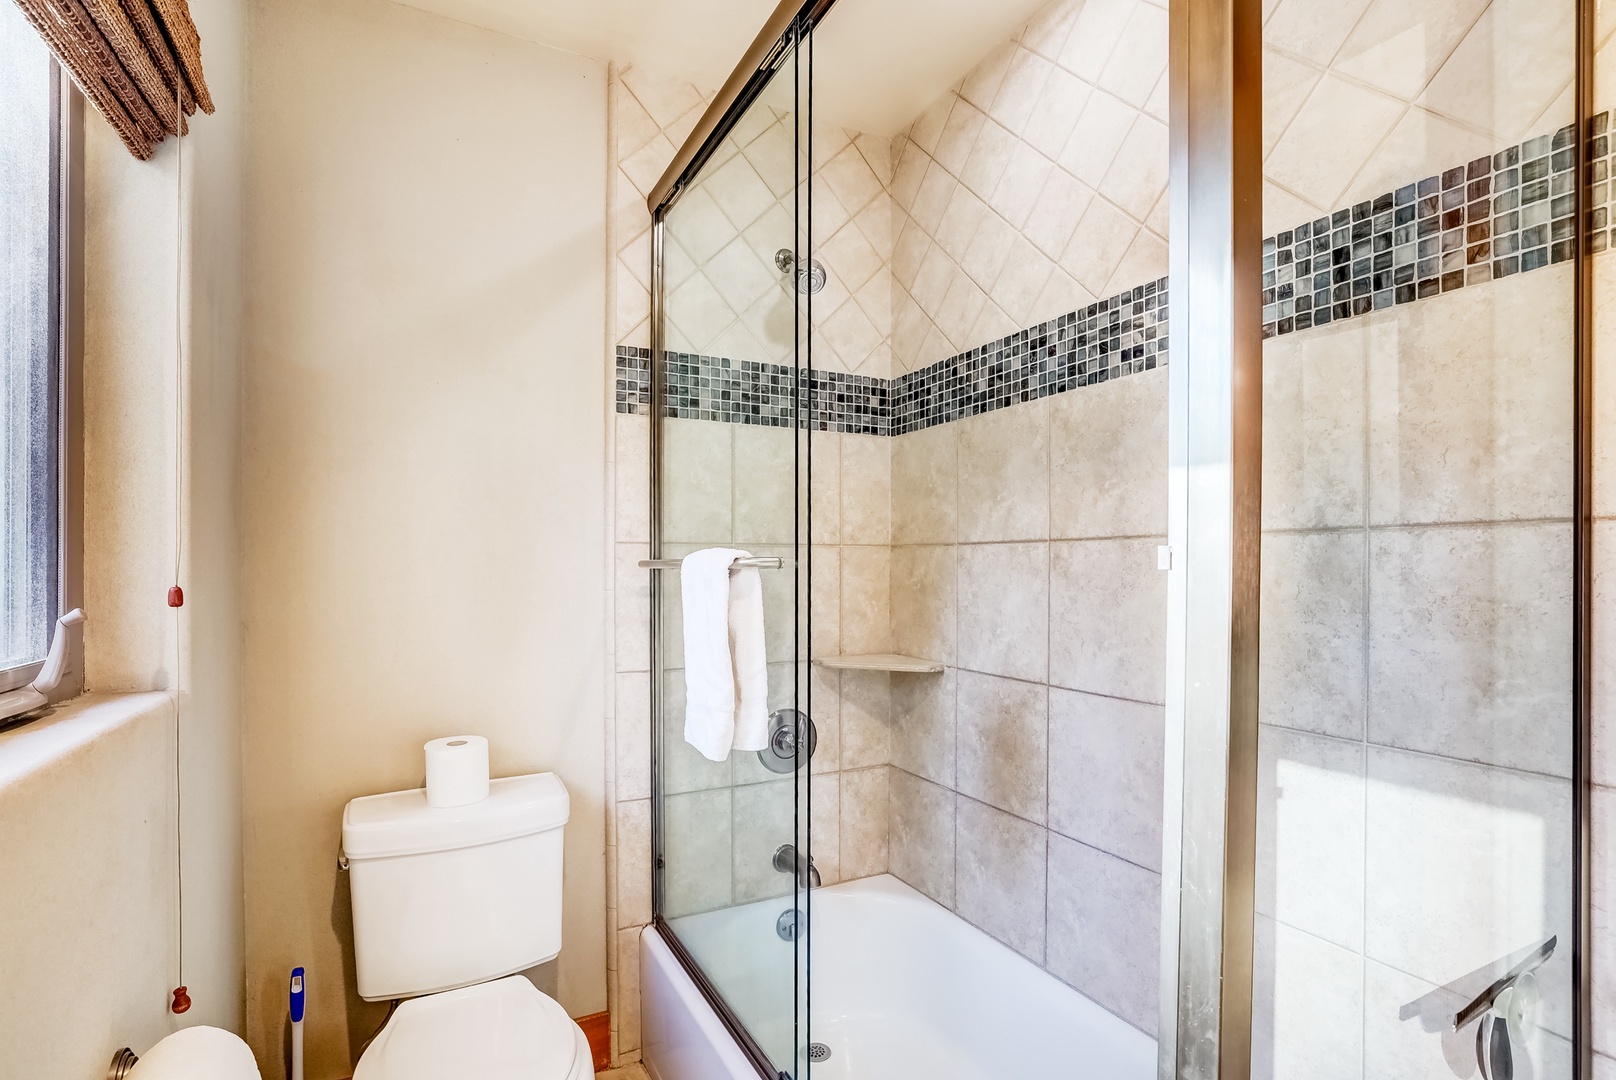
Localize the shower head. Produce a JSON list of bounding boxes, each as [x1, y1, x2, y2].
[[774, 248, 827, 295]]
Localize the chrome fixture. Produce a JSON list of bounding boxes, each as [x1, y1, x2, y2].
[[776, 907, 805, 942], [757, 708, 816, 774], [773, 843, 820, 889], [108, 1048, 138, 1080], [807, 1043, 832, 1062], [639, 556, 786, 571], [774, 247, 826, 294]]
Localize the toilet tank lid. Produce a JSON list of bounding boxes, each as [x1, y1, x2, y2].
[[342, 772, 569, 860]]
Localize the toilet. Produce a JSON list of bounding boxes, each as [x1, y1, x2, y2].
[[341, 771, 589, 1080]]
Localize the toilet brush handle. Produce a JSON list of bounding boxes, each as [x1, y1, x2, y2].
[[289, 967, 305, 1080]]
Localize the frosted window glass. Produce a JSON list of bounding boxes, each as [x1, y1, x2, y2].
[[0, 4, 59, 676]]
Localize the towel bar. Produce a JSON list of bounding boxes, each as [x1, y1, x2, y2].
[[638, 557, 786, 570]]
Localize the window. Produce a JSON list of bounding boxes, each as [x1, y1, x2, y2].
[[0, 5, 67, 694]]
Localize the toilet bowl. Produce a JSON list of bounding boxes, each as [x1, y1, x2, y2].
[[353, 976, 590, 1080], [342, 772, 584, 1080]]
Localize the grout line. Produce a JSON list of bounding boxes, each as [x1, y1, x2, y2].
[[1262, 515, 1577, 535], [1259, 719, 1579, 786]]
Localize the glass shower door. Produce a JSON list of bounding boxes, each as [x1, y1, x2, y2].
[[652, 22, 815, 1077], [1252, 0, 1579, 1075]]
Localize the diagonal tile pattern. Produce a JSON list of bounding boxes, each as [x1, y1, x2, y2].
[[887, 0, 1171, 374]]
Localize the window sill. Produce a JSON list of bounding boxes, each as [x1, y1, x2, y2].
[[0, 692, 172, 794]]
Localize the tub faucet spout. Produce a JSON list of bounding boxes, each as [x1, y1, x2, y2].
[[773, 843, 821, 889]]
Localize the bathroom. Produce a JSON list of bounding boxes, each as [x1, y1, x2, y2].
[[0, 0, 1609, 1076]]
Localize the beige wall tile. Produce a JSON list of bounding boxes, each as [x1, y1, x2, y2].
[[811, 544, 842, 660], [956, 797, 1047, 963], [1258, 529, 1367, 741], [1045, 833, 1160, 1035], [841, 545, 892, 654], [743, 544, 791, 665], [1048, 689, 1163, 871], [615, 672, 651, 801], [892, 667, 956, 788], [1366, 268, 1574, 526], [890, 768, 957, 908], [841, 435, 893, 545], [616, 799, 652, 929], [732, 426, 797, 547], [615, 543, 652, 674], [1252, 918, 1364, 1080], [1598, 523, 1616, 788], [1364, 747, 1572, 1015], [1262, 323, 1367, 531], [1049, 537, 1166, 702], [810, 432, 841, 545], [662, 789, 733, 918], [1264, 75, 1403, 211], [806, 664, 842, 777], [958, 542, 1050, 682], [615, 415, 651, 544], [840, 766, 891, 879], [732, 780, 797, 904], [1050, 367, 1167, 539], [957, 672, 1049, 823], [841, 671, 893, 769], [958, 400, 1051, 542], [1595, 259, 1616, 517], [615, 927, 643, 1055], [662, 419, 733, 545], [1254, 726, 1364, 950], [892, 544, 958, 664], [893, 423, 960, 544], [810, 772, 841, 886], [1367, 523, 1572, 777]]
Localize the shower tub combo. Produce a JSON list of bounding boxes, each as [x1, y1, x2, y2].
[[640, 877, 1155, 1080]]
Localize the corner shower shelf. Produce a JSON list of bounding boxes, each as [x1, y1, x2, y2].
[[813, 654, 944, 674]]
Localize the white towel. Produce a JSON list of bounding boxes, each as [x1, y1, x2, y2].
[[681, 547, 769, 761]]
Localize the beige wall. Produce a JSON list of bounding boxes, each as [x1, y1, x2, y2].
[[0, 0, 250, 1066], [0, 696, 180, 1079], [241, 1, 609, 1076]]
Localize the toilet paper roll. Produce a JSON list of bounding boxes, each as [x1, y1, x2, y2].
[[128, 1027, 261, 1080], [425, 735, 491, 807]]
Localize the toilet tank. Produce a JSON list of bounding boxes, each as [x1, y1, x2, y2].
[[341, 772, 569, 1001]]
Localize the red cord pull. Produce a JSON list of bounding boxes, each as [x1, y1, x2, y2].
[[171, 986, 191, 1014], [168, 586, 184, 608]]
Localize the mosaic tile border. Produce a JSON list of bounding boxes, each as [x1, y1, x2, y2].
[[1261, 115, 1594, 336], [615, 274, 1164, 438], [891, 278, 1167, 435], [622, 111, 1611, 436], [615, 346, 888, 435]]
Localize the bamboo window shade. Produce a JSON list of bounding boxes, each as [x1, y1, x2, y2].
[[10, 0, 213, 160]]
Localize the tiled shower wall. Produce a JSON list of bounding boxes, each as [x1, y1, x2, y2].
[[887, 0, 1169, 373], [884, 370, 1170, 1034]]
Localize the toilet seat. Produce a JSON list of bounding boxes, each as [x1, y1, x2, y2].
[[353, 975, 591, 1080]]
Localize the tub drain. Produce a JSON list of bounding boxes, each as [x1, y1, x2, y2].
[[808, 1043, 832, 1063]]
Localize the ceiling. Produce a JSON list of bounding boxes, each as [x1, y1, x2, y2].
[[391, 0, 1051, 135]]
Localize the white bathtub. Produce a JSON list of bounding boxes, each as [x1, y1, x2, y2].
[[642, 874, 1156, 1079]]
